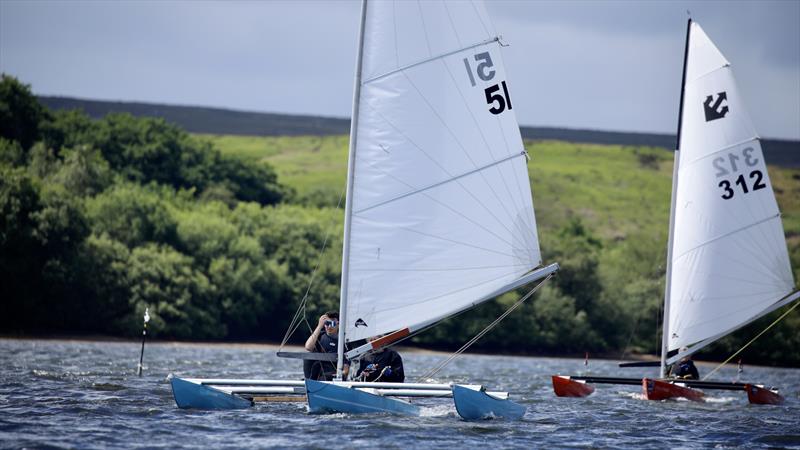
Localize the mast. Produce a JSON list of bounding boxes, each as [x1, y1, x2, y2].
[[336, 0, 368, 381], [660, 18, 692, 378]]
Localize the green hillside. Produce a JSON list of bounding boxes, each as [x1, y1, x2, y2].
[[201, 133, 799, 246]]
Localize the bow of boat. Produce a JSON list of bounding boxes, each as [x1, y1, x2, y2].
[[551, 375, 596, 398], [451, 384, 526, 420]]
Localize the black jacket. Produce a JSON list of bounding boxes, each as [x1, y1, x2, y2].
[[672, 360, 699, 380], [303, 333, 347, 381], [355, 349, 405, 383]]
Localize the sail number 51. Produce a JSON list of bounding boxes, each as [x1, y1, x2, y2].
[[712, 147, 766, 200], [463, 52, 513, 115]]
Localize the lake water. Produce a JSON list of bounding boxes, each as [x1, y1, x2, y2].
[[1, 338, 798, 449]]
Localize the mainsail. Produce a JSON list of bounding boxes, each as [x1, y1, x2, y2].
[[341, 0, 542, 344], [665, 21, 796, 364]]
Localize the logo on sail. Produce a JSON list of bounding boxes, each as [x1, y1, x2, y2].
[[703, 92, 729, 122], [354, 318, 368, 328]]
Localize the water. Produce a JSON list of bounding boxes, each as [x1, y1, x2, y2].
[[1, 339, 798, 449]]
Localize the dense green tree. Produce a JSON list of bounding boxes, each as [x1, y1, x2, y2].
[[86, 183, 178, 248], [0, 167, 43, 330], [72, 233, 134, 332], [52, 146, 113, 196], [0, 138, 25, 167], [125, 243, 221, 339], [0, 74, 48, 150], [40, 109, 98, 154]]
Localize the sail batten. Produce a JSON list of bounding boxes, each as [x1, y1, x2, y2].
[[362, 37, 500, 85], [666, 22, 796, 354], [671, 213, 782, 262], [343, 0, 541, 342], [679, 136, 759, 168], [354, 151, 526, 215]]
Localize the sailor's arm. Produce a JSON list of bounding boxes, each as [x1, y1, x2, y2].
[[305, 315, 327, 351]]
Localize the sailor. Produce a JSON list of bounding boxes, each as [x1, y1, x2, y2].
[[355, 336, 405, 383], [304, 312, 349, 381], [670, 346, 699, 380]]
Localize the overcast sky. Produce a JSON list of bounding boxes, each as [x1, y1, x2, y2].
[[1, 0, 798, 139]]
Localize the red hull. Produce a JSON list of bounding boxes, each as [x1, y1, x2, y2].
[[552, 375, 595, 397], [745, 384, 784, 405], [642, 378, 704, 402]]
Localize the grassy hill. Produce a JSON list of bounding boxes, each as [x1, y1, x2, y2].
[[199, 133, 800, 247]]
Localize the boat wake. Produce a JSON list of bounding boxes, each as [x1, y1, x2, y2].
[[619, 391, 646, 401], [419, 404, 455, 418], [702, 395, 738, 404]]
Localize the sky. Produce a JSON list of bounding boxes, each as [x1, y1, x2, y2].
[[1, 0, 798, 140]]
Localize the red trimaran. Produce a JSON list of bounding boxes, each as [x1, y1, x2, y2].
[[553, 18, 799, 405]]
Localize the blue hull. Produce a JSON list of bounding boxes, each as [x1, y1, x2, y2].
[[305, 379, 419, 416], [171, 377, 252, 410], [452, 384, 526, 420]]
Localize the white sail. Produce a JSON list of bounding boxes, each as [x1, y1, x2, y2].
[[667, 22, 795, 355], [342, 0, 541, 342]]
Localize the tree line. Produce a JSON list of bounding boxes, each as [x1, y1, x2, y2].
[[2, 74, 797, 366]]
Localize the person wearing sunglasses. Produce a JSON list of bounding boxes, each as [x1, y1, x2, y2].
[[303, 311, 349, 380]]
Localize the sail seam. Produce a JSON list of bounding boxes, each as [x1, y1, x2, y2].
[[352, 152, 520, 248], [679, 136, 760, 169], [686, 63, 730, 85], [352, 263, 529, 272], [369, 266, 531, 313], [672, 213, 781, 262], [390, 224, 528, 258], [354, 151, 526, 214], [362, 36, 500, 85]]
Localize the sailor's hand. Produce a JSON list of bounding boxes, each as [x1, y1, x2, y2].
[[317, 315, 329, 329], [382, 367, 392, 376]]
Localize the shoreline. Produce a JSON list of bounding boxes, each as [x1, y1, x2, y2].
[[1, 335, 790, 369]]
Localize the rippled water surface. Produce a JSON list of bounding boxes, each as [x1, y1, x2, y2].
[[1, 339, 798, 449]]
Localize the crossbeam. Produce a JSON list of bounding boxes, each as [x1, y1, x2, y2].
[[564, 375, 754, 391]]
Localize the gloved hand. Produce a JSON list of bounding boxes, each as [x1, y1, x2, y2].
[[365, 364, 377, 371], [382, 367, 392, 376]]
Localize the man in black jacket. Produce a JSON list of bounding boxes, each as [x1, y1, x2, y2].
[[670, 346, 699, 380], [355, 336, 405, 383]]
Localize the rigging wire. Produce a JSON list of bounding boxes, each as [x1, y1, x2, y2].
[[278, 187, 346, 351], [702, 299, 799, 381], [417, 274, 553, 381]]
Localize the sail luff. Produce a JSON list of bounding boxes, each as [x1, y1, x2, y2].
[[336, 0, 368, 381], [661, 17, 692, 378]]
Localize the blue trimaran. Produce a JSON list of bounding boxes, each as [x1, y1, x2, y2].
[[170, 0, 558, 419]]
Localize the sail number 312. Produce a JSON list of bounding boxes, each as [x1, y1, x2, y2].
[[712, 147, 766, 200], [463, 52, 513, 115]]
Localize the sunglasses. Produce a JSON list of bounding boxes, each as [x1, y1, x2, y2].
[[324, 320, 339, 327]]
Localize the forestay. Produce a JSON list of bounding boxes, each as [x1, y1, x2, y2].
[[343, 0, 541, 342], [667, 22, 795, 360]]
